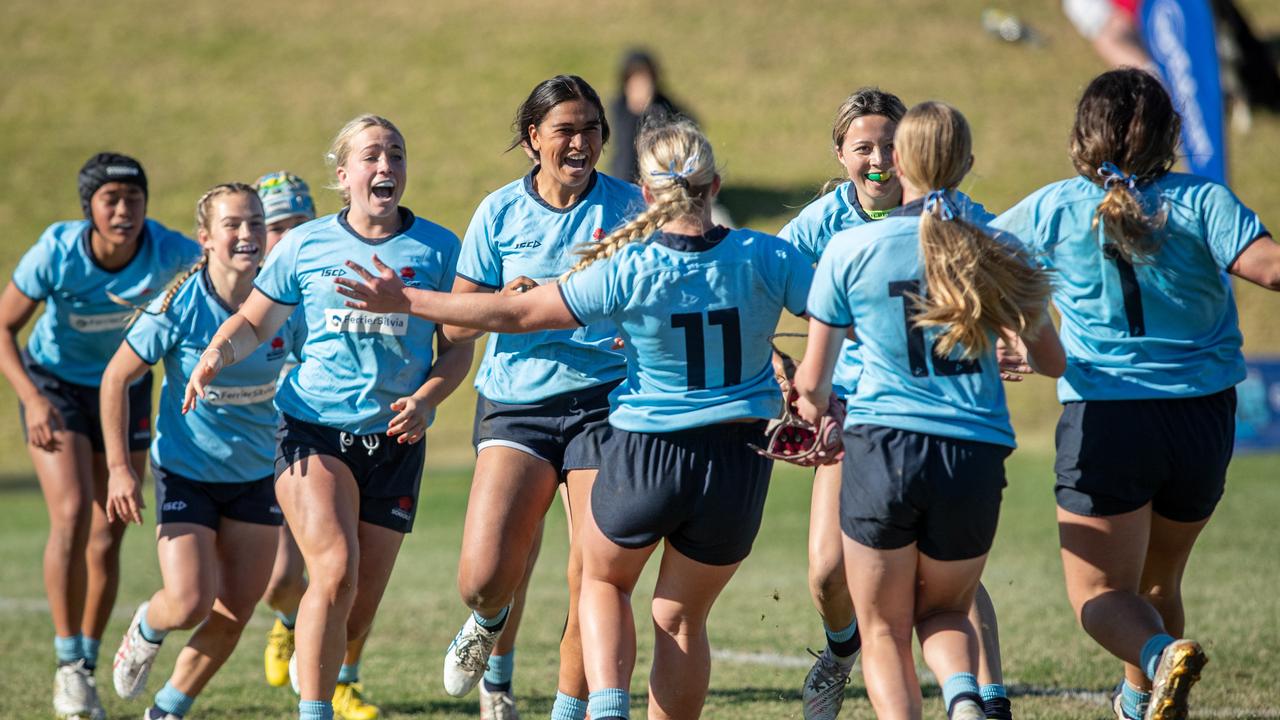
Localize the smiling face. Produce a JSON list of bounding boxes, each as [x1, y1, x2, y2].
[[837, 114, 901, 212], [528, 98, 603, 194], [89, 182, 146, 245], [199, 191, 266, 274], [336, 125, 406, 221]]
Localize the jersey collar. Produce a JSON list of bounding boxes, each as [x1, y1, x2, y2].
[[654, 225, 730, 252], [81, 221, 149, 274], [523, 166, 599, 214], [337, 207, 415, 245]]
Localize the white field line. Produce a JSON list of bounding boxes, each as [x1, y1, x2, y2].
[[709, 648, 1280, 717]]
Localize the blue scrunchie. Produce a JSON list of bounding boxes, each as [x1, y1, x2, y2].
[[1098, 161, 1138, 191], [924, 190, 955, 221], [647, 150, 701, 187]]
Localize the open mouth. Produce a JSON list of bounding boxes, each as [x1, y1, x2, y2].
[[865, 170, 892, 184], [371, 178, 396, 200], [564, 153, 588, 171], [109, 222, 135, 233], [232, 243, 260, 256]]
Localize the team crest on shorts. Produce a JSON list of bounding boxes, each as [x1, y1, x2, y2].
[[266, 336, 287, 361]]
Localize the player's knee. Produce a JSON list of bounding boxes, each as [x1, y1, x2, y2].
[[457, 563, 516, 611], [307, 550, 358, 603], [651, 602, 707, 639], [263, 573, 306, 609], [169, 591, 216, 630], [807, 564, 847, 608]]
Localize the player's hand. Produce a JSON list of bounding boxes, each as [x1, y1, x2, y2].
[[500, 276, 538, 296], [183, 348, 223, 413], [335, 255, 410, 313], [23, 395, 63, 452], [105, 465, 144, 525], [997, 335, 1034, 382], [796, 392, 825, 427], [387, 395, 429, 445]]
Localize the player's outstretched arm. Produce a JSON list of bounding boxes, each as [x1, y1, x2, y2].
[[183, 290, 294, 413], [1231, 234, 1280, 291], [337, 255, 578, 334], [794, 317, 846, 426]]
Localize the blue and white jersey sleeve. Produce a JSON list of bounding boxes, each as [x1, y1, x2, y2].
[[807, 239, 857, 328], [255, 232, 303, 305], [12, 225, 64, 301], [456, 199, 504, 289], [124, 295, 182, 365], [1199, 182, 1267, 268], [557, 254, 623, 326]]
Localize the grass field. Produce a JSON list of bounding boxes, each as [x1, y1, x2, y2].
[[0, 450, 1277, 719], [2, 0, 1280, 717]]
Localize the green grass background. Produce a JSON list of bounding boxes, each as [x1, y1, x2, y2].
[[1, 0, 1278, 717]]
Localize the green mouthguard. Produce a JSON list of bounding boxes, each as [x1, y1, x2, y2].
[[866, 172, 891, 182]]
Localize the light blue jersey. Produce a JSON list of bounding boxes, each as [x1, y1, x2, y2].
[[779, 183, 994, 397], [255, 208, 459, 435], [12, 219, 200, 386], [993, 173, 1267, 402], [458, 169, 642, 403], [560, 227, 813, 432], [807, 200, 1018, 447], [126, 270, 305, 482]]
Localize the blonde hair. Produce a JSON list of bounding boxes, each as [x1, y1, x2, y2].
[[562, 114, 715, 278], [325, 114, 405, 205], [127, 182, 256, 325], [895, 102, 1051, 359]]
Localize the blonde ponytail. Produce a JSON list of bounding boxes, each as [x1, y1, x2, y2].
[[896, 102, 1052, 359], [561, 114, 716, 279]]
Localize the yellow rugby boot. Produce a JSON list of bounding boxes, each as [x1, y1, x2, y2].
[[334, 681, 381, 720], [264, 619, 295, 687]]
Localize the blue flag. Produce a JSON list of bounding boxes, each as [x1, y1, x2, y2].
[[1141, 0, 1227, 184]]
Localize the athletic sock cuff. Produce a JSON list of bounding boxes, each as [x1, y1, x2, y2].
[[550, 691, 588, 720], [298, 699, 333, 720], [337, 662, 360, 684], [587, 688, 629, 719], [1141, 634, 1175, 681], [155, 682, 195, 716]]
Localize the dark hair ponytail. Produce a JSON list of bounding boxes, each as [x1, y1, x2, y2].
[[1070, 69, 1180, 262], [509, 75, 610, 158]]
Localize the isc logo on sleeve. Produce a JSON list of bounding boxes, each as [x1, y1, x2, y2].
[[324, 309, 409, 336]]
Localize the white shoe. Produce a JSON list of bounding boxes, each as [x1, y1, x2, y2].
[[479, 683, 520, 720], [84, 671, 107, 720], [442, 613, 502, 697], [144, 709, 182, 720], [802, 648, 851, 720], [288, 651, 300, 695], [113, 604, 162, 700], [949, 698, 986, 720], [53, 660, 93, 718]]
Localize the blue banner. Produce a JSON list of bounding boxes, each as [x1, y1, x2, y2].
[[1141, 0, 1228, 184], [1235, 358, 1280, 452]]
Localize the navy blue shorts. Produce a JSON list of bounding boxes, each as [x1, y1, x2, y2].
[[591, 422, 772, 566], [472, 380, 619, 476], [840, 425, 1009, 561], [275, 414, 426, 533], [153, 465, 282, 529], [19, 351, 152, 453], [1054, 388, 1236, 522]]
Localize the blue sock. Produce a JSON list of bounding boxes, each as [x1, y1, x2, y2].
[[823, 619, 860, 661], [980, 683, 1007, 702], [550, 691, 588, 720], [139, 604, 167, 645], [474, 606, 510, 632], [54, 635, 83, 664], [336, 662, 360, 684], [1120, 680, 1151, 719], [298, 699, 333, 720], [980, 684, 1012, 720], [941, 672, 981, 715], [81, 636, 101, 670], [276, 610, 297, 631], [483, 650, 514, 691], [587, 688, 629, 720], [1141, 634, 1175, 681], [154, 682, 195, 717]]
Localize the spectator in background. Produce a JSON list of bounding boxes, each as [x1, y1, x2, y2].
[[608, 50, 686, 184], [1062, 0, 1154, 71]]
